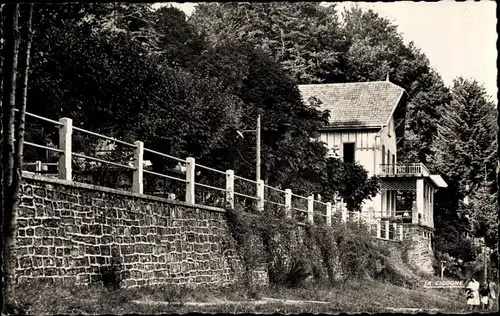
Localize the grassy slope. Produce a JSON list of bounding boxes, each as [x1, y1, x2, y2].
[[14, 278, 468, 314]]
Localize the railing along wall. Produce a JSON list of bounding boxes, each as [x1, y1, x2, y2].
[[19, 112, 406, 241]]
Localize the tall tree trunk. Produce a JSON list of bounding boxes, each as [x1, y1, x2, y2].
[[1, 3, 20, 311], [1, 4, 5, 314], [1, 4, 18, 191], [7, 3, 32, 307], [12, 5, 32, 189]]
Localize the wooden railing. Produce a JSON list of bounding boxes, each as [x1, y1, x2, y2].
[[379, 163, 430, 176]]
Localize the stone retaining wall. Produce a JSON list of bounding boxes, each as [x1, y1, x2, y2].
[[373, 226, 434, 276], [16, 174, 268, 288], [401, 224, 434, 275]]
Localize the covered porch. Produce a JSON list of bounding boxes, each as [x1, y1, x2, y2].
[[377, 162, 447, 230]]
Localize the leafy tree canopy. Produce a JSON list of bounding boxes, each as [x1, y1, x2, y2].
[[22, 3, 378, 207]]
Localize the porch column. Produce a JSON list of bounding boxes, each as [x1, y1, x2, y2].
[[381, 190, 386, 217], [392, 191, 396, 217], [427, 185, 432, 226], [416, 179, 424, 225], [423, 183, 427, 225], [428, 185, 432, 226], [386, 190, 391, 217], [430, 187, 435, 228]]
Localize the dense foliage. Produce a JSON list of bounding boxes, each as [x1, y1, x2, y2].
[[225, 204, 416, 289], [8, 3, 497, 266], [431, 78, 497, 250], [190, 2, 497, 264], [20, 3, 378, 209]]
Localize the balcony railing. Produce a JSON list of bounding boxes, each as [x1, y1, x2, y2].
[[379, 163, 430, 177]]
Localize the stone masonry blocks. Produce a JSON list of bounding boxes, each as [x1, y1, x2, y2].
[[16, 177, 268, 288]]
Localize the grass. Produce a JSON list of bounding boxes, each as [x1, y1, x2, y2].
[[12, 278, 469, 315]]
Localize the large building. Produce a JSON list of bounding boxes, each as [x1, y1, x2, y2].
[[299, 80, 448, 273]]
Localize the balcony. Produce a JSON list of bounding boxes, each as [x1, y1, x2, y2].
[[379, 163, 430, 177]]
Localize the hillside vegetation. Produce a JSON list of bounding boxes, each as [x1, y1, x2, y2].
[[1, 3, 496, 313], [12, 206, 467, 314], [21, 3, 496, 269]]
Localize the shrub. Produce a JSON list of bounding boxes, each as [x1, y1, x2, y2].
[[225, 203, 408, 290]]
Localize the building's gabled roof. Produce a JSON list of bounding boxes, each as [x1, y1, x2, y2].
[[298, 81, 407, 129]]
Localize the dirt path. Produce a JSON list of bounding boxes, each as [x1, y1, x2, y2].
[[132, 297, 334, 307]]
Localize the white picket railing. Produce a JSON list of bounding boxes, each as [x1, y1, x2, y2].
[[20, 113, 352, 226], [380, 163, 430, 176], [20, 111, 412, 241]]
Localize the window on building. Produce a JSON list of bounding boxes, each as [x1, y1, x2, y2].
[[387, 149, 391, 165], [392, 154, 395, 164], [343, 143, 355, 163], [381, 145, 386, 165]]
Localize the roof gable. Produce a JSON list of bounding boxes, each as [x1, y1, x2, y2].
[[298, 81, 407, 128]]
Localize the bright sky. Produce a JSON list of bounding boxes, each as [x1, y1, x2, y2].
[[153, 2, 498, 103]]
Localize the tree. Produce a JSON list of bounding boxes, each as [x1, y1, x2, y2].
[[1, 3, 34, 311], [431, 77, 497, 259], [432, 78, 496, 197], [188, 41, 330, 193], [1, 5, 21, 309], [17, 2, 379, 206], [465, 182, 497, 248], [152, 6, 206, 68], [322, 158, 379, 211], [190, 2, 345, 83], [190, 3, 451, 165], [338, 6, 452, 164]]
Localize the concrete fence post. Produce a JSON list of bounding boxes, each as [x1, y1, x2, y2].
[[185, 157, 196, 204], [58, 117, 73, 181], [226, 170, 235, 209], [132, 141, 144, 194], [35, 160, 42, 172], [341, 200, 347, 224], [393, 223, 398, 241], [307, 195, 314, 224], [385, 220, 390, 240], [285, 189, 292, 218], [376, 221, 381, 238], [326, 202, 332, 226], [399, 224, 404, 241], [257, 179, 265, 212]]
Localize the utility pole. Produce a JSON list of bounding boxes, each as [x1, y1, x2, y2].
[[484, 246, 488, 280], [236, 115, 262, 185], [256, 114, 261, 183]]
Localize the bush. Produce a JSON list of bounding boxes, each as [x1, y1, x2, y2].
[[225, 204, 408, 290]]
